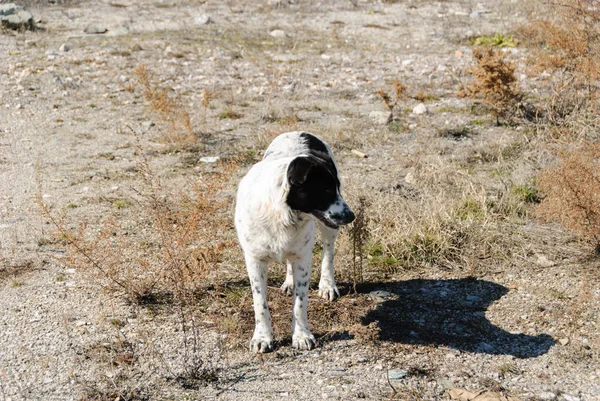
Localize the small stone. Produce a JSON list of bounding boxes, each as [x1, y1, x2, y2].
[[562, 394, 580, 401], [559, 338, 569, 346], [412, 103, 427, 114], [478, 342, 495, 352], [270, 29, 286, 38], [0, 4, 35, 30], [539, 392, 557, 400], [59, 44, 70, 52], [357, 356, 367, 363], [142, 121, 155, 130], [194, 14, 214, 25], [535, 253, 555, 268], [200, 156, 220, 163], [369, 290, 391, 301], [405, 171, 416, 184], [369, 110, 391, 125], [388, 369, 408, 380], [84, 25, 107, 34]]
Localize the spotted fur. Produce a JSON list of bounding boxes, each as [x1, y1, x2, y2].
[[235, 131, 355, 353]]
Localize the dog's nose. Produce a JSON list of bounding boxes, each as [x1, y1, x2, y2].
[[334, 207, 355, 226], [343, 209, 356, 224]]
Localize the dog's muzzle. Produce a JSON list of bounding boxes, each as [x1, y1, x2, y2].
[[313, 203, 355, 229]]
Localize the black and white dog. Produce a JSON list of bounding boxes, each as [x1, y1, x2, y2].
[[235, 131, 355, 353]]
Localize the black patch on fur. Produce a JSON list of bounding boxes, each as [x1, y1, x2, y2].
[[286, 155, 339, 214], [300, 132, 338, 179]]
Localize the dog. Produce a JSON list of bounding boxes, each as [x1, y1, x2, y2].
[[235, 131, 355, 353]]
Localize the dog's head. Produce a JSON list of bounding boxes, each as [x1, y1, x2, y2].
[[285, 155, 355, 229]]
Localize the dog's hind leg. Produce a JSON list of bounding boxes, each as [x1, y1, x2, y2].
[[246, 255, 274, 353], [317, 222, 340, 301], [280, 260, 294, 295], [291, 254, 316, 350]]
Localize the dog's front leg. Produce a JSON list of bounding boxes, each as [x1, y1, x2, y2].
[[291, 254, 316, 350], [246, 255, 274, 353], [317, 222, 340, 301]]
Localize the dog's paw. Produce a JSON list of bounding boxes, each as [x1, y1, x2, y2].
[[318, 282, 340, 301], [292, 330, 316, 351], [280, 280, 294, 296], [249, 337, 274, 353]]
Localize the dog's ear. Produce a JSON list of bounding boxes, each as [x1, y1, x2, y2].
[[287, 156, 316, 186]]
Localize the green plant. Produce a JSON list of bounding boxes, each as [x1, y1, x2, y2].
[[472, 34, 517, 48]]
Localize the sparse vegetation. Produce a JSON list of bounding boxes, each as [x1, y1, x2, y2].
[[461, 47, 521, 125], [377, 79, 407, 125], [134, 65, 196, 144], [537, 143, 600, 250]]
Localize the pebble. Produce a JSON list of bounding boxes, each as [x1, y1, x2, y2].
[[562, 395, 580, 401], [59, 44, 70, 52], [84, 25, 107, 34], [539, 392, 557, 400], [412, 103, 427, 114], [368, 110, 390, 125], [200, 156, 220, 163], [559, 338, 569, 346], [270, 29, 286, 38], [388, 369, 408, 380], [194, 14, 214, 25]]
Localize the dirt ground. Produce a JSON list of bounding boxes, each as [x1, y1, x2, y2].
[[1, 0, 600, 400]]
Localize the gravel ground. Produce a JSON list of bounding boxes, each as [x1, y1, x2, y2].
[[1, 1, 599, 400]]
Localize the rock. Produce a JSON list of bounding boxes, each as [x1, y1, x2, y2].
[[438, 379, 454, 389], [369, 110, 391, 125], [559, 338, 569, 346], [0, 4, 35, 30], [562, 395, 580, 401], [535, 253, 555, 268], [270, 29, 286, 38], [405, 171, 416, 184], [194, 14, 214, 25], [369, 290, 392, 301], [470, 10, 491, 19], [388, 369, 408, 380], [200, 156, 220, 163], [142, 121, 155, 130], [412, 103, 427, 114], [84, 25, 107, 34], [357, 356, 367, 363], [539, 392, 557, 400], [478, 342, 495, 352], [59, 44, 70, 52]]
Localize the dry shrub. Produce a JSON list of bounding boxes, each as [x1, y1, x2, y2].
[[518, 0, 600, 98], [134, 65, 196, 144], [517, 0, 600, 125], [37, 150, 234, 303], [377, 79, 407, 124], [37, 132, 236, 382], [537, 142, 600, 250], [461, 48, 520, 125]]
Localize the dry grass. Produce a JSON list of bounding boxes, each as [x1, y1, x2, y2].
[[37, 129, 237, 387], [377, 79, 407, 125], [134, 65, 196, 145]]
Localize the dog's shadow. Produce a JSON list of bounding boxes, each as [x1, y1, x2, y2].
[[357, 278, 555, 358]]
